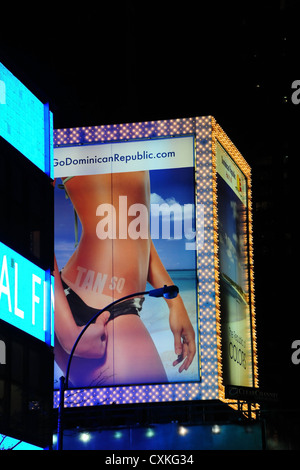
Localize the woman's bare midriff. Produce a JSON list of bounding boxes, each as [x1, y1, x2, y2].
[[56, 171, 168, 386]]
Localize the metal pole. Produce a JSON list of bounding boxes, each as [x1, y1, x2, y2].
[[57, 375, 65, 450], [56, 285, 178, 450]]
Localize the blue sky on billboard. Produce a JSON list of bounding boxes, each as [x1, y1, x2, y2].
[[149, 167, 197, 270], [0, 241, 54, 346], [0, 62, 53, 178]]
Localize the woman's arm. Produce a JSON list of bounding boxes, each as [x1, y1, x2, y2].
[[54, 256, 109, 358], [147, 241, 196, 372]]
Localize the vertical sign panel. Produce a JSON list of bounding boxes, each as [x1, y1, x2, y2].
[[0, 62, 53, 177], [0, 241, 54, 346], [215, 141, 254, 387]]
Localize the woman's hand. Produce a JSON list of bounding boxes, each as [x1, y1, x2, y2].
[[54, 255, 110, 359], [168, 297, 196, 373]]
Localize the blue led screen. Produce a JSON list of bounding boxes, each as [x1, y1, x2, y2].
[[0, 434, 43, 450], [0, 62, 53, 178], [0, 241, 54, 346]]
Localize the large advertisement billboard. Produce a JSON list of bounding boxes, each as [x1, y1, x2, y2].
[[54, 135, 200, 389], [53, 117, 258, 410]]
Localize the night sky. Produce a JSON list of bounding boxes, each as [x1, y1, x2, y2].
[[1, 1, 299, 411]]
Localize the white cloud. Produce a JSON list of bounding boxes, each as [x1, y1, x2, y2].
[[150, 193, 196, 241]]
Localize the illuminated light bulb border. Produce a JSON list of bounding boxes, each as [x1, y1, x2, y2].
[[54, 382, 205, 408], [194, 116, 219, 397], [53, 116, 257, 411], [210, 118, 259, 415], [53, 118, 197, 147]]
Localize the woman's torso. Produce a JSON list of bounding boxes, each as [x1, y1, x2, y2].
[[60, 171, 151, 309]]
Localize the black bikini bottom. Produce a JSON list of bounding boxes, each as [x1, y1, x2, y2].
[[61, 276, 145, 326]]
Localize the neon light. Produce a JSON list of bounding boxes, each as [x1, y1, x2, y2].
[[0, 241, 54, 346], [0, 62, 53, 177], [0, 434, 43, 450]]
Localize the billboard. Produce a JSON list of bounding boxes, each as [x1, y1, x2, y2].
[[54, 134, 200, 390], [0, 62, 53, 178], [215, 141, 253, 387], [53, 117, 258, 409], [0, 241, 54, 346]]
